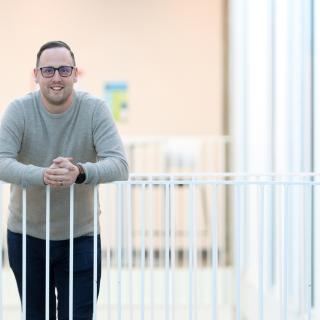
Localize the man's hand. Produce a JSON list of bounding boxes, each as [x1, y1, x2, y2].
[[44, 157, 80, 187]]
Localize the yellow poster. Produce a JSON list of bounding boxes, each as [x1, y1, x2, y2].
[[104, 82, 128, 122]]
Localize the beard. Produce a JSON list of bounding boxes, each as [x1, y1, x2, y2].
[[43, 86, 73, 106]]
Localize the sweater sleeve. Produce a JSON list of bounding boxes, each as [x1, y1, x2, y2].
[[80, 101, 129, 184], [0, 102, 45, 187]]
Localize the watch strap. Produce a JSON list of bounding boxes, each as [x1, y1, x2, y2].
[[75, 163, 86, 184]]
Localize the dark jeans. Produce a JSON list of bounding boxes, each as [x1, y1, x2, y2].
[[7, 230, 101, 320]]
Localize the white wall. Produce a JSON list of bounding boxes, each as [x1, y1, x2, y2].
[[0, 0, 225, 135]]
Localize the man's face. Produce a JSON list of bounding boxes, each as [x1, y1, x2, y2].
[[34, 47, 78, 109]]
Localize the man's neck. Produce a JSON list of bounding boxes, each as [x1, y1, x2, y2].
[[41, 93, 74, 114]]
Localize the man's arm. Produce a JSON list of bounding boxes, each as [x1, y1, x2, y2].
[[80, 102, 129, 184], [52, 104, 129, 186], [50, 103, 129, 185], [0, 102, 46, 187]]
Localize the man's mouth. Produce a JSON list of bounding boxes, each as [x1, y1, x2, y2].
[[50, 86, 64, 91]]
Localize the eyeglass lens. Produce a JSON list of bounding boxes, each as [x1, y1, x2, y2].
[[40, 66, 73, 78]]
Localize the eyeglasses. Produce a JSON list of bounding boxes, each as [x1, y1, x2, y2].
[[38, 66, 75, 78]]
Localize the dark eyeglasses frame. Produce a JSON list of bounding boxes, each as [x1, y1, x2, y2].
[[38, 66, 75, 78]]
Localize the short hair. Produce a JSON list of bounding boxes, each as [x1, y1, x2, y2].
[[36, 41, 76, 67]]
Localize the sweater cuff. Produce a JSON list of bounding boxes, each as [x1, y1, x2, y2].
[[78, 162, 94, 184], [24, 165, 46, 186]]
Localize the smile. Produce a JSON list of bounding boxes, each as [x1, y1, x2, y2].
[[50, 86, 64, 91]]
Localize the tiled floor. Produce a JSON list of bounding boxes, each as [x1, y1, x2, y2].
[[2, 267, 234, 319]]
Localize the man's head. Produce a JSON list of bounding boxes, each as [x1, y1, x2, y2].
[[34, 41, 78, 112], [36, 41, 76, 67]]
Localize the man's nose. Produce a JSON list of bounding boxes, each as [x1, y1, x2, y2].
[[52, 69, 62, 80]]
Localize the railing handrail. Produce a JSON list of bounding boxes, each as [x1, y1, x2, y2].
[[122, 134, 232, 144], [1, 172, 319, 186], [129, 172, 320, 178]]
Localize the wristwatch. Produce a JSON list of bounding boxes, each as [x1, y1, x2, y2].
[[75, 163, 86, 184]]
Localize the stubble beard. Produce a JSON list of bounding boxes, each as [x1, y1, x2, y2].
[[45, 87, 73, 107]]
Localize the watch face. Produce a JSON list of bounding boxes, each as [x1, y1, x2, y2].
[[76, 174, 85, 184]]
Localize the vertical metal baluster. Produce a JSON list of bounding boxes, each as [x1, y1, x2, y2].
[[299, 183, 305, 315], [148, 180, 154, 320], [45, 186, 50, 320], [127, 183, 133, 320], [188, 182, 194, 320], [267, 183, 275, 289], [69, 185, 74, 320], [234, 184, 241, 320], [193, 182, 198, 320], [165, 183, 170, 320], [281, 185, 289, 320], [140, 184, 146, 320], [0, 183, 3, 320], [305, 183, 312, 319], [22, 188, 27, 320], [170, 179, 175, 320], [258, 185, 265, 320], [105, 185, 111, 320], [117, 183, 122, 320], [93, 185, 98, 320], [211, 184, 218, 320]]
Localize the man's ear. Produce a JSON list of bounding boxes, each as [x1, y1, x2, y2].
[[33, 68, 38, 83], [73, 67, 78, 83]]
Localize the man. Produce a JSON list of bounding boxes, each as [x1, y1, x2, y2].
[[0, 41, 128, 319]]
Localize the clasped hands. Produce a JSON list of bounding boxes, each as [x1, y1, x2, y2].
[[43, 157, 80, 187]]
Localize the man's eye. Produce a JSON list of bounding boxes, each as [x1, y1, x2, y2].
[[43, 68, 53, 74]]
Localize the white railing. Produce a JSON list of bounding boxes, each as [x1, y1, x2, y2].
[[0, 173, 318, 319], [123, 135, 231, 173]]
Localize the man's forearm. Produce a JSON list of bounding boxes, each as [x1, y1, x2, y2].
[[0, 158, 45, 187], [81, 157, 129, 185]]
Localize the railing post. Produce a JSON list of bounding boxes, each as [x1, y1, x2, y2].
[[165, 182, 170, 320], [22, 188, 27, 320], [234, 184, 241, 320], [258, 184, 265, 320], [93, 185, 98, 320], [188, 181, 197, 320], [147, 179, 154, 320], [45, 186, 50, 320], [127, 182, 133, 320], [170, 178, 176, 320], [211, 184, 218, 320], [105, 184, 111, 320], [281, 184, 289, 320], [140, 183, 146, 320], [0, 183, 3, 320], [69, 184, 74, 319], [305, 184, 312, 319], [116, 183, 123, 320]]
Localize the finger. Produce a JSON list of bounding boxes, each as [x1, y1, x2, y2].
[[49, 163, 60, 169], [45, 178, 71, 187], [52, 159, 76, 171], [46, 168, 69, 176], [44, 179, 62, 187], [53, 157, 73, 163], [44, 171, 67, 185], [45, 176, 65, 184], [52, 156, 64, 163], [45, 170, 68, 180]]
